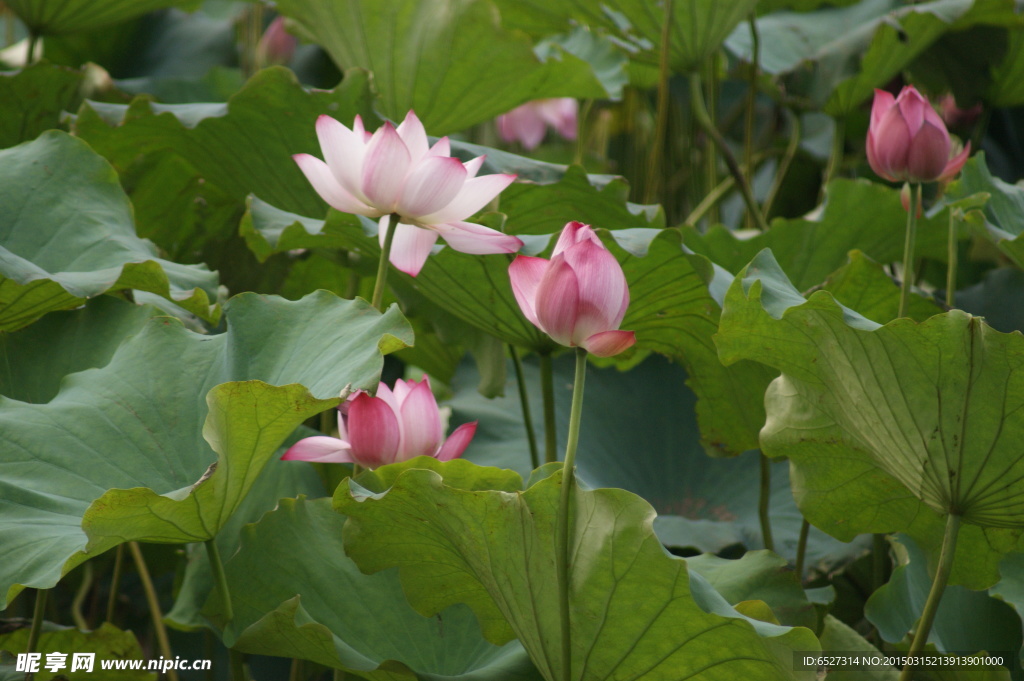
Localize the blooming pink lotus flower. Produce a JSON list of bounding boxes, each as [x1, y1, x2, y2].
[[866, 86, 970, 184], [497, 98, 578, 150], [282, 378, 476, 470], [294, 111, 522, 276], [509, 221, 635, 357]]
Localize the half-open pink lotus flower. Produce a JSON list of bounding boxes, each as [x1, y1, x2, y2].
[[497, 98, 578, 150], [509, 221, 635, 357], [282, 378, 476, 470], [866, 86, 970, 183], [294, 111, 522, 276]]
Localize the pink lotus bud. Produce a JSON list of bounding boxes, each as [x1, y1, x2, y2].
[[282, 378, 476, 469], [509, 221, 636, 357], [939, 94, 982, 130], [866, 85, 970, 184], [497, 99, 578, 150], [257, 17, 297, 66], [294, 110, 522, 276]]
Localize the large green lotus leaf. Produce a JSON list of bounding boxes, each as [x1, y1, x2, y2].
[[683, 179, 951, 291], [715, 249, 1024, 588], [273, 0, 612, 136], [726, 0, 1006, 112], [956, 269, 1024, 335], [991, 553, 1024, 666], [0, 296, 159, 403], [820, 250, 943, 325], [684, 551, 818, 630], [0, 62, 82, 149], [815, 615, 898, 681], [823, 0, 1023, 115], [944, 153, 1024, 268], [727, 0, 1019, 115], [499, 165, 663, 235], [209, 496, 542, 681], [866, 534, 1022, 670], [493, 0, 757, 74], [165, 442, 326, 631], [72, 66, 378, 218], [0, 292, 412, 605], [725, 0, 897, 77], [447, 354, 862, 570], [5, 0, 199, 35], [0, 131, 218, 330], [122, 150, 241, 264], [336, 459, 820, 681], [0, 622, 153, 680], [609, 230, 776, 456], [242, 200, 771, 456]]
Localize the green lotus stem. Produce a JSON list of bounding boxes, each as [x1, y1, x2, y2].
[[689, 74, 770, 232], [230, 653, 247, 681], [205, 540, 246, 681], [685, 174, 735, 227], [24, 588, 48, 681], [703, 64, 720, 226], [26, 31, 39, 63], [743, 12, 760, 230], [823, 116, 845, 195], [898, 184, 920, 319], [129, 542, 180, 681], [244, 3, 264, 76], [556, 347, 588, 681], [898, 513, 962, 681], [947, 209, 957, 309], [540, 352, 557, 464], [106, 543, 125, 624], [72, 561, 94, 630], [644, 0, 673, 204], [763, 111, 801, 219], [510, 345, 540, 470], [759, 454, 775, 552], [371, 213, 400, 311], [795, 519, 810, 579], [288, 658, 303, 681], [573, 99, 593, 167], [205, 540, 234, 623]]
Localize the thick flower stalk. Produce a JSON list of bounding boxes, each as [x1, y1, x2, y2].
[[497, 98, 578, 150], [282, 378, 476, 470], [294, 110, 522, 277], [866, 85, 970, 184], [509, 221, 636, 357]]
